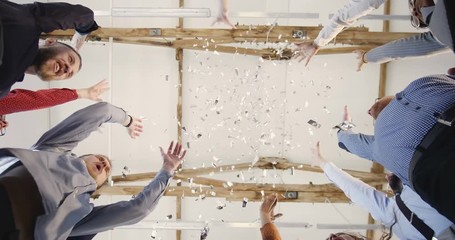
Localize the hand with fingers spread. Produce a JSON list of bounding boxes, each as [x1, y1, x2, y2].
[[123, 115, 143, 139], [292, 42, 320, 66], [260, 194, 283, 226], [212, 0, 236, 29], [353, 49, 368, 72], [160, 141, 187, 174], [76, 79, 109, 101], [311, 141, 328, 168]]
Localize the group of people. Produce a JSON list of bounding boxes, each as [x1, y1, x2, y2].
[[259, 0, 455, 239], [0, 0, 454, 239], [0, 1, 189, 240]]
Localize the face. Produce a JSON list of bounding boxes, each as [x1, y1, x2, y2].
[[327, 233, 364, 240], [34, 44, 81, 81], [368, 96, 394, 120], [82, 154, 111, 187]]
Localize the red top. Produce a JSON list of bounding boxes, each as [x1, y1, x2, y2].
[[0, 88, 78, 115]]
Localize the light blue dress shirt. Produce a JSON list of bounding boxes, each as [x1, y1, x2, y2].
[[322, 162, 454, 240], [338, 74, 455, 186]]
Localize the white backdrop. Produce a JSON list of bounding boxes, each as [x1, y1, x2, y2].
[[2, 0, 455, 239]]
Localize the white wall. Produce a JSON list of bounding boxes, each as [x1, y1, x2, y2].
[[3, 0, 455, 239]]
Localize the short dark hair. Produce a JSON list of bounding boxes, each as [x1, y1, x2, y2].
[[57, 41, 83, 71]]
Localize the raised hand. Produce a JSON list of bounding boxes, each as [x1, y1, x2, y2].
[[292, 42, 320, 66], [353, 49, 367, 72], [212, 0, 236, 29], [160, 141, 187, 173], [260, 195, 283, 225], [310, 141, 328, 167], [125, 115, 143, 139], [76, 79, 109, 101], [343, 105, 352, 123]]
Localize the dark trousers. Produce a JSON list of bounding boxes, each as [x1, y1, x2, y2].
[[0, 162, 96, 240], [411, 122, 455, 224], [0, 183, 18, 240]]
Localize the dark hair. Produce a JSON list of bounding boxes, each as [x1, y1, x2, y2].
[[56, 41, 83, 71]]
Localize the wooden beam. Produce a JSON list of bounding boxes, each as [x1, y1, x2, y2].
[[111, 158, 386, 185], [176, 2, 184, 239], [96, 185, 351, 203], [44, 26, 417, 46]]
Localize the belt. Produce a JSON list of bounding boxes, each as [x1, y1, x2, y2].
[[408, 103, 455, 188]]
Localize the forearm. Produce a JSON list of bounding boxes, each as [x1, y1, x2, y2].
[[32, 102, 128, 151], [322, 162, 391, 222], [365, 32, 450, 63], [70, 170, 172, 236], [337, 130, 375, 160], [314, 0, 385, 46], [25, 2, 99, 33], [260, 223, 282, 240], [0, 88, 77, 115]]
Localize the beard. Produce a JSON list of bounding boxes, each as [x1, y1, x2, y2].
[[33, 47, 62, 81]]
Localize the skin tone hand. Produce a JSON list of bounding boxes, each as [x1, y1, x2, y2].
[[260, 195, 283, 226], [160, 141, 187, 174], [343, 105, 351, 122], [0, 116, 8, 134], [123, 115, 143, 139], [292, 42, 320, 66], [310, 141, 329, 168], [353, 50, 367, 72], [212, 0, 237, 29], [76, 79, 109, 101]]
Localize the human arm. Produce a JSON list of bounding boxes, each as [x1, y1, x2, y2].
[[0, 80, 108, 115], [260, 223, 282, 240], [294, 0, 385, 65], [337, 130, 375, 160], [356, 32, 450, 70], [69, 142, 186, 236], [212, 0, 236, 29], [311, 143, 394, 224], [32, 102, 143, 152], [24, 2, 99, 34], [335, 106, 375, 160]]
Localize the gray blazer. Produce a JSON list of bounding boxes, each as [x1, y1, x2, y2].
[[0, 102, 172, 240]]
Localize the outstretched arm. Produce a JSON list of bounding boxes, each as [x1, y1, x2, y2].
[[336, 106, 375, 160], [0, 80, 109, 115], [32, 102, 143, 152], [294, 0, 385, 65], [311, 142, 394, 225], [361, 32, 450, 66], [259, 195, 283, 240], [70, 142, 187, 236]]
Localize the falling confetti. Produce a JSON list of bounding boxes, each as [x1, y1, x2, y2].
[[166, 214, 173, 220], [307, 119, 322, 128], [242, 197, 248, 207]]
